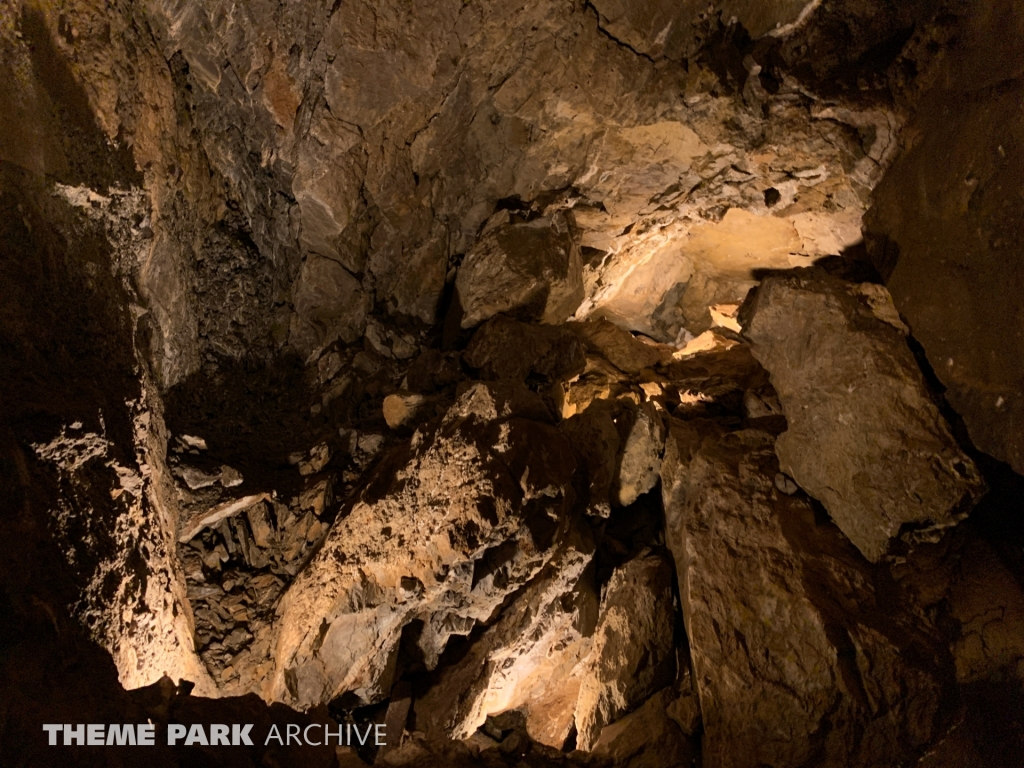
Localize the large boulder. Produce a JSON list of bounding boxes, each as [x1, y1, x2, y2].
[[661, 421, 950, 768], [456, 211, 584, 329], [264, 383, 578, 708], [742, 271, 984, 562]]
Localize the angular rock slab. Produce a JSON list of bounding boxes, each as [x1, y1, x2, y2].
[[661, 421, 949, 768], [266, 383, 577, 708], [456, 211, 584, 329], [573, 550, 676, 751], [743, 271, 984, 561], [416, 530, 598, 748]]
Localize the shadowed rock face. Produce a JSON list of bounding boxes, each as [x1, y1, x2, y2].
[[661, 422, 951, 768], [4, 0, 1024, 765], [742, 271, 986, 562]]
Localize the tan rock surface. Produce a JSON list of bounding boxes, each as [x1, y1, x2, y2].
[[573, 551, 677, 751], [266, 382, 578, 708]]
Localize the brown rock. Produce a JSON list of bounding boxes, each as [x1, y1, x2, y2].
[[591, 688, 695, 768], [266, 383, 578, 708], [948, 539, 1024, 684], [614, 401, 666, 507], [573, 550, 676, 751], [456, 212, 584, 329], [465, 316, 587, 383], [569, 319, 670, 374], [382, 393, 429, 429], [661, 421, 949, 768], [743, 271, 985, 562], [289, 256, 369, 360]]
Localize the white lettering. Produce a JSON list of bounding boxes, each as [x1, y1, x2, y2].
[[185, 723, 208, 746], [375, 724, 386, 746], [42, 724, 62, 746], [353, 723, 372, 746], [286, 723, 300, 745], [209, 724, 229, 746], [303, 723, 322, 746], [106, 724, 136, 746], [138, 724, 155, 746], [64, 724, 84, 746], [87, 724, 105, 745], [167, 724, 186, 745], [263, 724, 283, 746], [323, 722, 344, 745], [233, 723, 254, 746]]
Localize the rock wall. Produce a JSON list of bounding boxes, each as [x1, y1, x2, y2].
[[3, 0, 1024, 765]]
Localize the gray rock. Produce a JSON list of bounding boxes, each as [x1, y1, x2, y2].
[[456, 212, 584, 329], [743, 272, 985, 562], [415, 531, 597, 748]]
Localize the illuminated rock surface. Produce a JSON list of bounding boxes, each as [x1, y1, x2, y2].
[[3, 0, 1024, 765]]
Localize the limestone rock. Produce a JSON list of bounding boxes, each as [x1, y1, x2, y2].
[[265, 382, 578, 708], [948, 539, 1024, 684], [416, 530, 598, 747], [866, 8, 1024, 476], [464, 316, 587, 383], [742, 271, 985, 562], [591, 688, 695, 768], [561, 399, 666, 516], [573, 550, 676, 751], [382, 393, 429, 430], [661, 421, 949, 768], [614, 401, 666, 507], [560, 401, 622, 518], [569, 319, 670, 374], [589, 0, 814, 62], [456, 212, 584, 329], [289, 256, 369, 360]]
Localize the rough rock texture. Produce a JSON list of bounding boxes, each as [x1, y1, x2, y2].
[[465, 316, 587, 384], [265, 383, 578, 708], [947, 539, 1024, 684], [573, 551, 676, 751], [743, 271, 985, 561], [590, 688, 696, 768], [5, 0, 1024, 764], [865, 1, 1024, 476], [416, 532, 598, 747], [457, 212, 585, 329], [661, 421, 951, 768]]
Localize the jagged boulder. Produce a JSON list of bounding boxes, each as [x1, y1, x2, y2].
[[264, 382, 578, 708], [661, 420, 950, 768], [464, 316, 587, 383], [573, 550, 676, 751], [415, 531, 598, 748], [742, 271, 985, 561], [456, 211, 584, 329]]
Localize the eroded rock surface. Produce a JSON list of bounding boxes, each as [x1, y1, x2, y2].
[[456, 212, 585, 329], [743, 271, 985, 561], [573, 551, 676, 751], [265, 382, 578, 708]]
